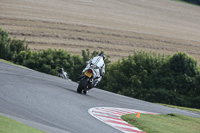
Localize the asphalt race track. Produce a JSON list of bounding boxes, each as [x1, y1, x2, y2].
[[0, 61, 200, 133]]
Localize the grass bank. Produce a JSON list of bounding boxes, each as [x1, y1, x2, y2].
[[0, 115, 45, 133], [121, 113, 200, 133], [157, 103, 200, 113], [0, 59, 16, 65], [0, 59, 27, 68]]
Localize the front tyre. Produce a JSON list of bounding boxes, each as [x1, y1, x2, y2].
[[77, 78, 88, 93]]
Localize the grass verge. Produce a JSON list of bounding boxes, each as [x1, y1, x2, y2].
[[121, 113, 200, 133], [0, 59, 27, 68], [157, 103, 200, 113], [0, 59, 14, 64], [0, 115, 46, 133]]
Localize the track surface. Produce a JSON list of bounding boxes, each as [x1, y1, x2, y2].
[[0, 61, 200, 133]]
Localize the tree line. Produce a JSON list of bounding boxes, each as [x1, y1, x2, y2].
[[1, 28, 200, 108]]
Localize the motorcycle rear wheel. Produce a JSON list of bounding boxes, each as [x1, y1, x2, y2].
[[77, 78, 88, 93]]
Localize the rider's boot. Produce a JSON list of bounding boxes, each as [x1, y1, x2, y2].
[[94, 80, 99, 87]]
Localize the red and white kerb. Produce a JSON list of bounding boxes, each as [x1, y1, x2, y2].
[[88, 107, 158, 133]]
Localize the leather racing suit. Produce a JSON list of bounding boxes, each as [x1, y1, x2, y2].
[[82, 55, 105, 84]]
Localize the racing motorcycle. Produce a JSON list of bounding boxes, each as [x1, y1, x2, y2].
[[58, 68, 69, 80], [77, 67, 99, 94]]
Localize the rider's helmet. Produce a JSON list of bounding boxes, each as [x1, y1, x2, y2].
[[58, 68, 64, 73], [98, 52, 105, 60]]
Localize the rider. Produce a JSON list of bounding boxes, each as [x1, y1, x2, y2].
[[58, 67, 69, 79], [82, 52, 105, 87]]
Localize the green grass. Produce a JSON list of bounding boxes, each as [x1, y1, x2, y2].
[[121, 113, 200, 133], [0, 59, 14, 64], [157, 103, 200, 113], [0, 59, 26, 68], [0, 115, 46, 133]]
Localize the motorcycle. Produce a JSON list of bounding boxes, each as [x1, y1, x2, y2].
[[77, 67, 99, 94], [58, 71, 69, 79], [58, 68, 69, 80]]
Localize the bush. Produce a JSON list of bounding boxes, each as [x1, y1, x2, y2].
[[99, 50, 167, 94], [182, 0, 200, 5], [0, 28, 28, 61], [99, 51, 200, 108]]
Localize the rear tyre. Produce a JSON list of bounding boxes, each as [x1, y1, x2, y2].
[[83, 90, 87, 94], [77, 78, 88, 93]]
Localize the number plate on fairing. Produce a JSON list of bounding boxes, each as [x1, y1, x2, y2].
[[84, 71, 93, 78]]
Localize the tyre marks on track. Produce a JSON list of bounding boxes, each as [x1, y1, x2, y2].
[[88, 107, 158, 133]]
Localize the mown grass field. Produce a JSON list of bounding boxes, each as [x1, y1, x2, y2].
[[0, 0, 200, 62], [121, 113, 200, 133]]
